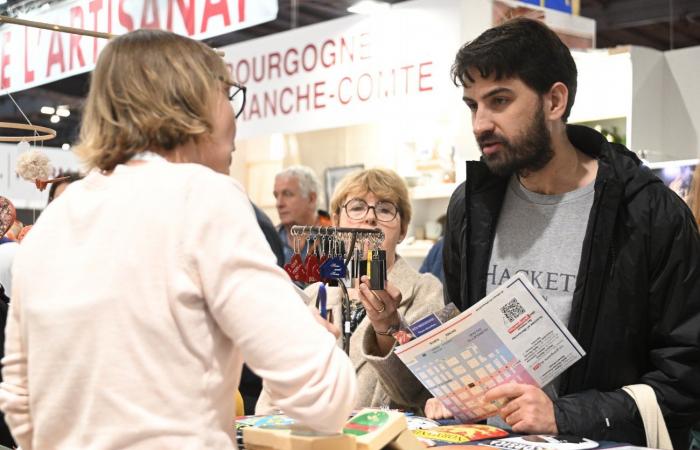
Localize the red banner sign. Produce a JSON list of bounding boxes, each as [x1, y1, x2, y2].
[[0, 0, 278, 95]]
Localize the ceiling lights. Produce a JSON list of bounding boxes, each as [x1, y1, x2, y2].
[[41, 105, 70, 122], [347, 0, 390, 15]]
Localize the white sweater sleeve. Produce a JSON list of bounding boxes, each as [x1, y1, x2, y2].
[[183, 174, 356, 433], [0, 283, 34, 450]]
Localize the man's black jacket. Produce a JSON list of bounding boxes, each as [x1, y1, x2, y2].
[[443, 125, 700, 448]]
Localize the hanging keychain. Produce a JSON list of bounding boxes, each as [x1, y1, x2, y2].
[[370, 234, 387, 290], [319, 234, 329, 264], [358, 234, 387, 290], [320, 231, 346, 280], [305, 233, 321, 283], [319, 234, 330, 283], [348, 243, 360, 287], [284, 233, 307, 282]]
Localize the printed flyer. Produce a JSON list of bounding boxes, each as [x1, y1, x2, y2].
[[395, 273, 584, 422]]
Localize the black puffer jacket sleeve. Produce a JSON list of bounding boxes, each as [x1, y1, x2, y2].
[[443, 182, 466, 309], [555, 187, 700, 448], [555, 389, 645, 444], [642, 190, 700, 443]]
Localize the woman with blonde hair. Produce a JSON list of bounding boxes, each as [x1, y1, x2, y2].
[[0, 29, 355, 450], [257, 167, 444, 413]]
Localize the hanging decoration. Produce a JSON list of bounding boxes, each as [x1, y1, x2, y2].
[[1, 13, 108, 194], [16, 149, 51, 181], [14, 147, 70, 192], [0, 122, 56, 143]]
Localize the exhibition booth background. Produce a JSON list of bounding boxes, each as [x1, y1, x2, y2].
[[0, 0, 698, 267]]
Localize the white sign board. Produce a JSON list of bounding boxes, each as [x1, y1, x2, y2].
[[0, 0, 278, 95], [223, 0, 474, 140]]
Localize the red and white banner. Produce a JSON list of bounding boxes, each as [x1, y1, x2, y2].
[[222, 0, 469, 139], [0, 0, 278, 95]]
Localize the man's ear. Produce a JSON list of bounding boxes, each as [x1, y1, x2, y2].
[[308, 192, 317, 207], [545, 82, 569, 122]]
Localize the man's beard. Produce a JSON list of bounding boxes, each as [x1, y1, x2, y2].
[[477, 102, 554, 178]]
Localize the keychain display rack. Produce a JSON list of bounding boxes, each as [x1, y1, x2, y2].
[[289, 225, 385, 354], [289, 225, 384, 264]]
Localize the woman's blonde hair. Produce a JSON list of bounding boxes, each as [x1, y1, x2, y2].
[[76, 29, 234, 171], [330, 168, 412, 236]]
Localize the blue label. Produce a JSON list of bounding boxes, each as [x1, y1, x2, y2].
[[517, 0, 572, 13], [409, 313, 442, 337], [546, 0, 572, 13], [319, 257, 346, 279]]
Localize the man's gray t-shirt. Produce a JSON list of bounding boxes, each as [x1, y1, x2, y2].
[[486, 175, 594, 428]]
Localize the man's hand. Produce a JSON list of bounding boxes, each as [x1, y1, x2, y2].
[[425, 397, 454, 420], [484, 383, 558, 434]]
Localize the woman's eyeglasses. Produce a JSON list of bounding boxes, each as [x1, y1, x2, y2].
[[343, 198, 399, 222], [229, 82, 247, 118]]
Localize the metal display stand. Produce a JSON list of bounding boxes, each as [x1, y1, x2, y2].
[[290, 225, 384, 353]]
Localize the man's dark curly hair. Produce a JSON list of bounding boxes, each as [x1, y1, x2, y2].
[[451, 18, 578, 121]]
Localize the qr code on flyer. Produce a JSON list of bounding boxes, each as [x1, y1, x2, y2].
[[501, 298, 525, 322]]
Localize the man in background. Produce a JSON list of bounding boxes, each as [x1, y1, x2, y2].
[[252, 203, 285, 268], [273, 165, 330, 263], [419, 214, 447, 283]]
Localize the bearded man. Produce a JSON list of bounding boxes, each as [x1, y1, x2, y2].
[[363, 17, 700, 449], [438, 17, 700, 448]]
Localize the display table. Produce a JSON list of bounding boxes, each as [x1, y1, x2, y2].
[[235, 411, 632, 450]]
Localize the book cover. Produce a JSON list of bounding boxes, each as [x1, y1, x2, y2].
[[343, 409, 408, 450], [413, 424, 508, 447]]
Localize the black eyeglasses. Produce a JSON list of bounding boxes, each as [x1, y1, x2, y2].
[[229, 82, 247, 118], [343, 198, 399, 222]]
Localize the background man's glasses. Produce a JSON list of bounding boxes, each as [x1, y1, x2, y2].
[[229, 82, 247, 118], [343, 198, 399, 222]]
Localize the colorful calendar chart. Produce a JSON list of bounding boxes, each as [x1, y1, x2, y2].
[[396, 273, 584, 422]]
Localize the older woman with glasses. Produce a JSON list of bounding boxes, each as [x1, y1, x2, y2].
[[0, 29, 356, 450], [257, 168, 444, 413]]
